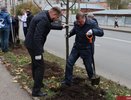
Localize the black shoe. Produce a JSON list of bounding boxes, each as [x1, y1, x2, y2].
[[32, 91, 47, 97], [61, 81, 71, 87], [2, 50, 8, 53], [41, 83, 44, 88]]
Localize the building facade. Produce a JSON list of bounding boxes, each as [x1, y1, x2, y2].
[[92, 10, 131, 27]]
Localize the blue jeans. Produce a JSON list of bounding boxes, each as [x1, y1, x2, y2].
[[0, 28, 10, 52], [64, 46, 93, 83]]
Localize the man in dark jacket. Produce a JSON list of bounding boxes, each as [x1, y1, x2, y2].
[[0, 7, 11, 52], [62, 12, 104, 86], [25, 7, 67, 97], [26, 10, 33, 30]]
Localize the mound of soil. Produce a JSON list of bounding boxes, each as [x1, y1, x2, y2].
[[23, 62, 106, 100], [48, 77, 106, 100]]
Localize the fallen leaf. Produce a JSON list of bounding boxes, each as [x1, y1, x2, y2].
[[12, 80, 18, 83]]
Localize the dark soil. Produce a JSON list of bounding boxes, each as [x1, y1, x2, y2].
[[12, 46, 106, 100], [23, 63, 106, 100], [23, 61, 64, 78], [12, 45, 28, 55]]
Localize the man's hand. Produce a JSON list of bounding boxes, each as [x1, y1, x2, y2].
[[62, 24, 69, 28], [64, 34, 69, 38], [86, 29, 93, 36]]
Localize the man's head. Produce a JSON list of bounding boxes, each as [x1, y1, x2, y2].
[[26, 9, 31, 16], [76, 12, 86, 27], [49, 7, 61, 21], [1, 7, 7, 12]]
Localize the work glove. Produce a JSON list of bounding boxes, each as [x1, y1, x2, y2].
[[35, 55, 42, 60], [86, 29, 93, 36]]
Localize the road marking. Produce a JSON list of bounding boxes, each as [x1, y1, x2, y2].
[[102, 37, 131, 44]]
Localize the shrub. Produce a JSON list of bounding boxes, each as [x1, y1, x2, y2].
[[11, 1, 41, 16]]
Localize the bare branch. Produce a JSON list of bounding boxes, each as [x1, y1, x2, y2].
[[62, 14, 66, 19], [69, 0, 77, 9], [33, 0, 42, 11], [46, 0, 53, 7], [61, 0, 67, 5], [46, 0, 66, 19]]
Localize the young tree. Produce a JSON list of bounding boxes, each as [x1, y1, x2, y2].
[[107, 0, 121, 9]]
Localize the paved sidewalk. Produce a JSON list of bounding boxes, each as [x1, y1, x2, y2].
[[100, 25, 131, 33], [0, 60, 33, 100]]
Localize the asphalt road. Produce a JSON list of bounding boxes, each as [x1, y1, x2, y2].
[[44, 29, 131, 89]]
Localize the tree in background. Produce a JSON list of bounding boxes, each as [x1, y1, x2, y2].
[[11, 1, 40, 16], [107, 0, 131, 9], [106, 0, 121, 9], [119, 0, 129, 9]]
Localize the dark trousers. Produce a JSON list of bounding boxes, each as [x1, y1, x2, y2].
[[114, 22, 119, 28], [65, 46, 93, 83], [23, 27, 27, 37], [27, 48, 44, 93]]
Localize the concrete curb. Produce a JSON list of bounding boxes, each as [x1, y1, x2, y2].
[[101, 27, 131, 33]]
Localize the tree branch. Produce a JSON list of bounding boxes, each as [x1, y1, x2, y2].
[[69, 0, 77, 9], [61, 0, 67, 5], [33, 0, 42, 11], [46, 0, 53, 7]]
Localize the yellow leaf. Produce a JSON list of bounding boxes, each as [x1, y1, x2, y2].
[[23, 86, 28, 90], [12, 80, 18, 83], [51, 76, 55, 79], [16, 72, 21, 75]]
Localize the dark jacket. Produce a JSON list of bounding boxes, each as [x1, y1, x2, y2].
[[92, 18, 98, 26], [25, 11, 63, 55], [69, 18, 104, 49], [27, 12, 34, 29], [12, 16, 19, 29], [0, 11, 11, 29]]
